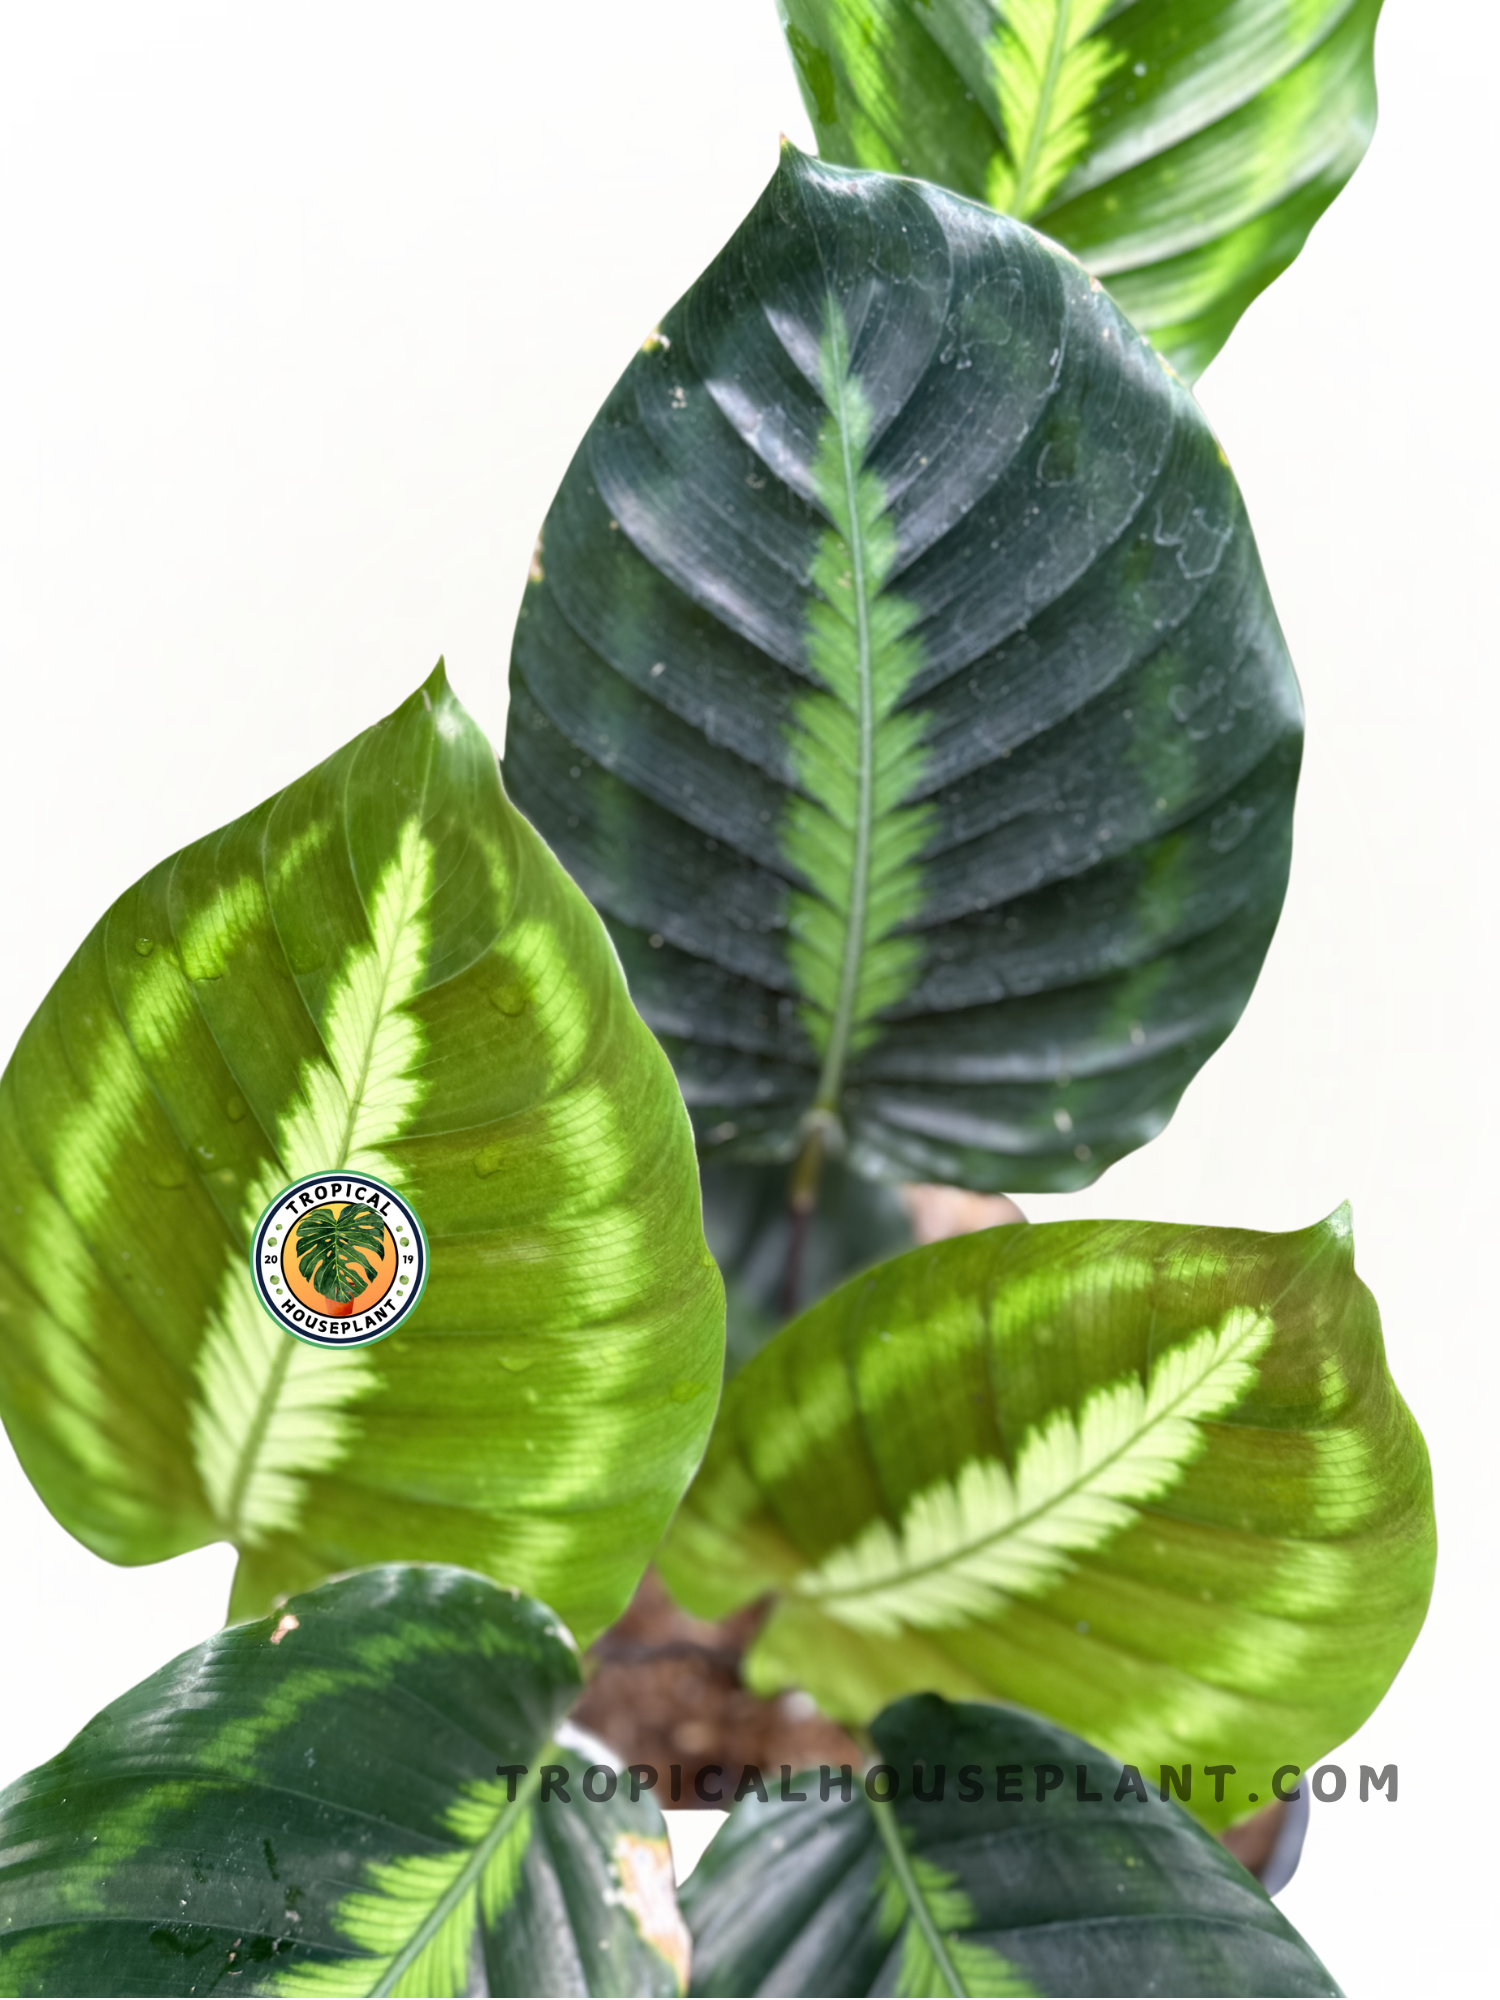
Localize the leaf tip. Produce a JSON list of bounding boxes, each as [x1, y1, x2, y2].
[[1303, 1201, 1356, 1269]]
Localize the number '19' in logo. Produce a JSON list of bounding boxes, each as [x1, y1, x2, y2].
[[250, 1172, 427, 1347]]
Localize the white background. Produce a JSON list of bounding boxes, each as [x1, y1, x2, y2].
[[0, 3, 1493, 1991]]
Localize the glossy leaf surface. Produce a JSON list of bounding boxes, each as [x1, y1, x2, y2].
[[659, 1209, 1433, 1826], [0, 1567, 690, 1998], [776, 1, 1383, 380], [0, 665, 723, 1636], [685, 1695, 1337, 1997], [505, 149, 1301, 1195]]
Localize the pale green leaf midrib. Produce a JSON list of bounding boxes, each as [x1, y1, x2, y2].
[[218, 821, 431, 1545], [814, 1327, 1252, 1609], [1010, 1, 1078, 218], [866, 1794, 968, 1999], [372, 1759, 546, 1997], [812, 313, 879, 1119], [331, 820, 431, 1167]]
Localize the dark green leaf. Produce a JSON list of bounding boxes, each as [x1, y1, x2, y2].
[[504, 148, 1301, 1197], [683, 1693, 1338, 1997], [658, 1208, 1433, 1829], [294, 1203, 388, 1304], [702, 1157, 913, 1373], [776, 0, 1383, 380], [0, 1566, 690, 1998], [0, 664, 724, 1636]]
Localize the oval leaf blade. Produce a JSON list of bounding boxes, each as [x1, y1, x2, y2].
[[504, 148, 1302, 1196], [0, 665, 724, 1638], [0, 1566, 690, 1997], [683, 1694, 1338, 1997], [657, 1208, 1433, 1825], [776, 0, 1384, 380]]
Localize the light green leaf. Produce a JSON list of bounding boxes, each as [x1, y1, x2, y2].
[[0, 1566, 691, 1998], [777, 0, 1384, 379], [797, 1306, 1273, 1633], [658, 1208, 1433, 1827], [0, 665, 723, 1637], [504, 148, 1301, 1200], [683, 1694, 1339, 1996]]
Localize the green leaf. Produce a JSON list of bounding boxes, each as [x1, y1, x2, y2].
[[776, 1, 1384, 380], [702, 1157, 914, 1374], [294, 1202, 388, 1305], [0, 664, 723, 1638], [504, 147, 1301, 1197], [658, 1207, 1433, 1828], [682, 1693, 1338, 1997], [0, 1566, 691, 1998]]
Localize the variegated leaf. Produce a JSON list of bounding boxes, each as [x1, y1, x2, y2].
[[777, 0, 1385, 380], [504, 148, 1302, 1198], [658, 1208, 1433, 1828], [0, 1567, 690, 1998], [0, 665, 724, 1635], [684, 1694, 1338, 1996]]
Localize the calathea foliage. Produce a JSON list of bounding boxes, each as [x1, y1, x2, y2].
[[0, 664, 723, 1636], [684, 1695, 1337, 1998], [659, 1206, 1434, 1828], [0, 1567, 690, 1998], [775, 0, 1385, 380], [504, 147, 1302, 1199], [701, 1156, 914, 1372]]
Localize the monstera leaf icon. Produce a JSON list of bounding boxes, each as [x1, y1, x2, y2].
[[294, 1203, 388, 1309]]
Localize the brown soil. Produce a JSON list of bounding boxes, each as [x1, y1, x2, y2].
[[571, 1570, 861, 1806]]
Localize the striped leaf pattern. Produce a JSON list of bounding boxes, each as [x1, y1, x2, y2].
[[504, 148, 1302, 1196], [0, 1568, 690, 1998], [796, 1307, 1274, 1632], [684, 1695, 1338, 1997], [777, 1, 1385, 380], [0, 666, 723, 1637], [658, 1208, 1434, 1827]]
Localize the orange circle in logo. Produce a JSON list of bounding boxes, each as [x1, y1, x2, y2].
[[283, 1200, 400, 1319]]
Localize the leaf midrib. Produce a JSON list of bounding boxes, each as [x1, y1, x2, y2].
[[812, 309, 878, 1120], [373, 1758, 547, 1996], [1009, 0, 1078, 218], [220, 827, 429, 1542], [865, 1793, 969, 1998], [808, 1320, 1258, 1610]]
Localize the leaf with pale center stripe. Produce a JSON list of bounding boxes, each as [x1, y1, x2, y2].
[[684, 1694, 1338, 1996], [0, 1566, 690, 1998], [0, 665, 723, 1635], [658, 1207, 1433, 1827], [798, 1307, 1273, 1633], [504, 147, 1302, 1198], [777, 1, 1384, 380]]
